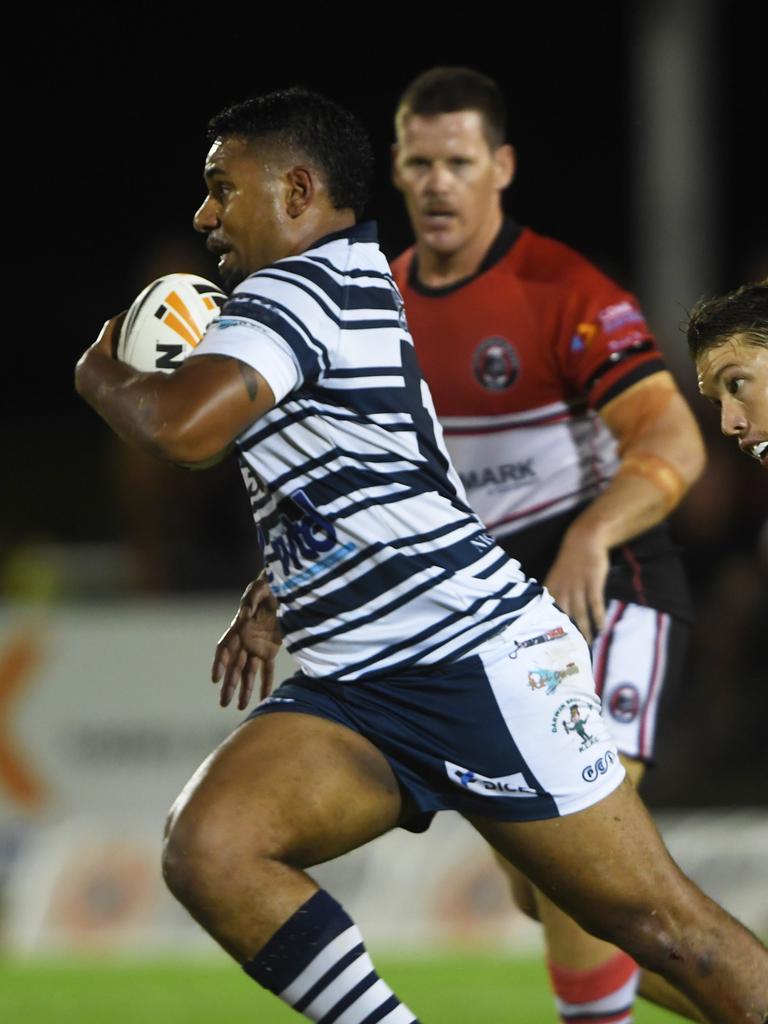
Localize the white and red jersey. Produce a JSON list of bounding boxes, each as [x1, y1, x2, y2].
[[392, 222, 691, 620]]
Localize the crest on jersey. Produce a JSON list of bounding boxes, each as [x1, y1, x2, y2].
[[472, 336, 519, 390], [551, 697, 601, 752]]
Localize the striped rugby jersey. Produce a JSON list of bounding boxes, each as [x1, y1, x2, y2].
[[192, 222, 541, 681]]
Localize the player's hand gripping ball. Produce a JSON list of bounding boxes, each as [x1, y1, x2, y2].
[[117, 273, 225, 373]]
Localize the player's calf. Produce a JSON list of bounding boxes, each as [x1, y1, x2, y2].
[[473, 782, 768, 1023]]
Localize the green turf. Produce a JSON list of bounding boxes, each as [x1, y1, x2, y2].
[[0, 954, 686, 1023]]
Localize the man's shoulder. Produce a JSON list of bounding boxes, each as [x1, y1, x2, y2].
[[515, 227, 620, 293], [390, 246, 415, 286]]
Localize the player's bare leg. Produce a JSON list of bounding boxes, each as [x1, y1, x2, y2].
[[162, 712, 420, 1022], [497, 755, 703, 1021], [471, 778, 768, 1024]]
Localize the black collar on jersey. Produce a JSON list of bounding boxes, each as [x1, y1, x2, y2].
[[311, 220, 378, 249], [408, 218, 522, 297]]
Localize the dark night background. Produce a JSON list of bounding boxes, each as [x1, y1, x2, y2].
[[4, 3, 767, 807]]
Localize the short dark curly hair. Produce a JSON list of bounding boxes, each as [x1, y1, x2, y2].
[[395, 67, 507, 149], [686, 280, 768, 359], [208, 88, 373, 219]]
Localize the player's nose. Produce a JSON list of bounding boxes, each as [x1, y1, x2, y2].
[[424, 161, 452, 193], [193, 195, 219, 233], [720, 397, 748, 436]]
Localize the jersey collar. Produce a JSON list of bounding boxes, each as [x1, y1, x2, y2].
[[408, 218, 522, 297], [312, 220, 378, 249]]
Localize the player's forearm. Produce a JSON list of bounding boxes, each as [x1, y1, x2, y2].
[[75, 347, 207, 463], [561, 471, 681, 554], [565, 428, 705, 552]]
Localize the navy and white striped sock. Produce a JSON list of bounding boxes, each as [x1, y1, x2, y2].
[[244, 890, 420, 1023]]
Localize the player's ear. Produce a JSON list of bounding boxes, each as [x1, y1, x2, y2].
[[494, 144, 515, 190], [285, 166, 314, 218]]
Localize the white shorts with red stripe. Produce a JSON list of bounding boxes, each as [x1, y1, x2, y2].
[[591, 600, 687, 762]]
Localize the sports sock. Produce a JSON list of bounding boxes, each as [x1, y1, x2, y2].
[[243, 889, 420, 1023], [548, 951, 640, 1024]]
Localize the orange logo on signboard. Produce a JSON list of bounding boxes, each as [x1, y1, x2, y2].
[[0, 630, 47, 809]]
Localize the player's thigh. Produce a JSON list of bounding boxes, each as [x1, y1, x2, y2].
[[467, 778, 692, 940], [622, 753, 644, 787], [168, 711, 405, 867], [494, 753, 641, 921]]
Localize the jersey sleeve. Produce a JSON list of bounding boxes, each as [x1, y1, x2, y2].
[[560, 280, 665, 410], [191, 271, 329, 403]]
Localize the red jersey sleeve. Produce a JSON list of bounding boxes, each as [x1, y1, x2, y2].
[[520, 234, 663, 409], [551, 250, 665, 410]]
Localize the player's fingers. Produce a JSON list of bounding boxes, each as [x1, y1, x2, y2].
[[569, 596, 592, 643], [212, 618, 242, 681], [220, 645, 247, 707], [238, 660, 257, 711], [589, 585, 606, 634], [260, 658, 275, 702], [211, 640, 231, 683]]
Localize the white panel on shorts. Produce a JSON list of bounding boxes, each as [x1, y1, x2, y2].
[[591, 600, 670, 760], [478, 597, 625, 817]]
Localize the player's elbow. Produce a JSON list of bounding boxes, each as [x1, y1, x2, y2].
[[151, 414, 229, 467]]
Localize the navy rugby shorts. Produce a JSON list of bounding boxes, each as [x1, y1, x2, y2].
[[248, 595, 624, 832]]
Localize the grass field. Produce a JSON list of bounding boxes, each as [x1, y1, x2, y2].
[[0, 954, 685, 1023]]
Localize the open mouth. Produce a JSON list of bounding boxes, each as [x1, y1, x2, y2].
[[206, 239, 232, 266], [750, 440, 768, 465], [423, 210, 455, 224]]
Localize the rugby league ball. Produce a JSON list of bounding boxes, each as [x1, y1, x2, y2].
[[117, 273, 226, 373]]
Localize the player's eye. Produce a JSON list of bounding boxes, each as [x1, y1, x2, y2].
[[726, 376, 745, 395]]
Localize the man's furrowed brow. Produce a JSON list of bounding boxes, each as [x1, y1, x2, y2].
[[711, 362, 740, 382]]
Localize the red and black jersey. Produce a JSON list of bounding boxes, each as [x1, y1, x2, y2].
[[391, 221, 691, 620]]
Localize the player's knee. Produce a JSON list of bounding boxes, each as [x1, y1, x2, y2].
[[162, 802, 213, 906], [162, 796, 289, 907], [162, 800, 239, 906], [579, 899, 694, 974]]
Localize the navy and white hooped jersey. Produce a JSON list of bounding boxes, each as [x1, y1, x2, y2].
[[192, 222, 541, 681]]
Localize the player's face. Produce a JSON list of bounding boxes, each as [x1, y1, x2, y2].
[[193, 136, 289, 288], [697, 336, 768, 468], [393, 111, 514, 258]]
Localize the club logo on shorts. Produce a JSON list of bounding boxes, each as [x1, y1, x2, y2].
[[551, 698, 601, 752], [444, 761, 538, 798], [582, 749, 617, 782], [508, 626, 567, 660], [608, 684, 640, 723], [528, 662, 579, 695], [472, 337, 520, 390]]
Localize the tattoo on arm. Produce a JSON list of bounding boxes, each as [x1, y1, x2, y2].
[[204, 354, 260, 402], [238, 362, 260, 402]]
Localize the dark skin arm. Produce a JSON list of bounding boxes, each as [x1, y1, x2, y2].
[[75, 314, 276, 466]]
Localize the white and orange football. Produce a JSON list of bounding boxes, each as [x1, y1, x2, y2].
[[117, 273, 226, 373]]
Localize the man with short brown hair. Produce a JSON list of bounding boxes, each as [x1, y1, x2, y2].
[[391, 66, 710, 1023]]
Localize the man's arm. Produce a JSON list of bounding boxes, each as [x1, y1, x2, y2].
[[75, 315, 276, 466], [545, 371, 706, 639]]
